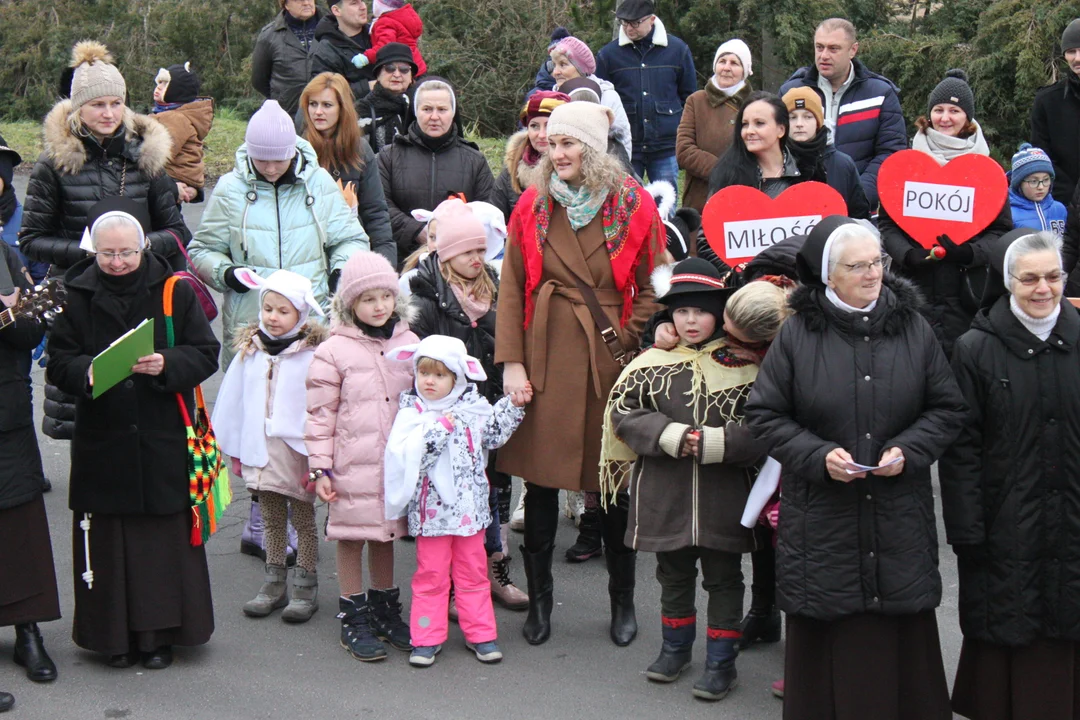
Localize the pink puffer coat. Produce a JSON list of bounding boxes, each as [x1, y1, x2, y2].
[[305, 311, 418, 542]]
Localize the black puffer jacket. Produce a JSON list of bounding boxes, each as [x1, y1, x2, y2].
[[408, 253, 501, 400], [322, 138, 395, 266], [309, 14, 374, 101], [941, 296, 1080, 646], [47, 252, 219, 515], [744, 277, 966, 621], [0, 243, 46, 511], [378, 123, 495, 262], [19, 100, 189, 273], [881, 200, 1012, 357], [357, 83, 411, 154]]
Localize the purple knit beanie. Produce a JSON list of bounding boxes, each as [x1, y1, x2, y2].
[[245, 100, 297, 161], [551, 37, 596, 77], [337, 251, 399, 307]]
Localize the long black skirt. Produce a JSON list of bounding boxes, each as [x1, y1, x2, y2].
[[0, 495, 60, 627], [72, 510, 214, 655], [783, 610, 951, 720], [952, 636, 1080, 719]]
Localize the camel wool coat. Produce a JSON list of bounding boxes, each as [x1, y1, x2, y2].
[[495, 200, 660, 492], [676, 83, 750, 213]]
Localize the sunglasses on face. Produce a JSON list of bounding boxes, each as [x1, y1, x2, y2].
[[381, 64, 413, 75]]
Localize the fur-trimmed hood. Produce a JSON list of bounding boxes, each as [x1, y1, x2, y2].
[[41, 98, 173, 176], [789, 274, 925, 336], [504, 129, 544, 195], [233, 321, 329, 355]]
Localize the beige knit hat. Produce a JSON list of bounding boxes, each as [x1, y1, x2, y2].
[[546, 102, 613, 155], [69, 41, 126, 109]]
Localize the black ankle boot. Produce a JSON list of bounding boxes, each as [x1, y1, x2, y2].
[[565, 508, 603, 562], [338, 594, 388, 661], [13, 624, 56, 683], [368, 587, 412, 651], [738, 606, 781, 649], [0, 690, 13, 713], [692, 636, 739, 700], [605, 550, 637, 646], [521, 543, 554, 645]]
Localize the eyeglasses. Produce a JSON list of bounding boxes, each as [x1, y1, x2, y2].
[[839, 255, 891, 276], [1010, 271, 1066, 287], [1022, 177, 1052, 189], [96, 249, 141, 261], [619, 16, 651, 28], [381, 64, 413, 75]]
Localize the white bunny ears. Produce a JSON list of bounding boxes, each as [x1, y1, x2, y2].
[[411, 200, 507, 262], [235, 268, 326, 318], [387, 335, 487, 382]]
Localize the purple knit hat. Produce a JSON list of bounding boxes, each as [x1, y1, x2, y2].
[[551, 37, 596, 77], [245, 100, 297, 161]]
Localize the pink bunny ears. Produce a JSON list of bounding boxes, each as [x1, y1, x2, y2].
[[387, 335, 487, 382]]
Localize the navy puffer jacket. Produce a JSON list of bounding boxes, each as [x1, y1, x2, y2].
[[780, 60, 906, 208]]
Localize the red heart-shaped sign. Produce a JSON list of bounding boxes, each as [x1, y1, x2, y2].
[[877, 149, 1007, 249], [701, 182, 848, 266]]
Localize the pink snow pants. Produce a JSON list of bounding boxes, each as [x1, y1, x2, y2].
[[410, 532, 497, 647]]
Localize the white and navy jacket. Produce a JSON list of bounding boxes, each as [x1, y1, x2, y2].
[[780, 59, 906, 208]]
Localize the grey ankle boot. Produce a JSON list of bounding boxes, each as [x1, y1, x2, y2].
[[281, 568, 319, 624], [243, 564, 289, 618]]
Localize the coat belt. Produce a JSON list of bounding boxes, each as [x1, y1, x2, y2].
[[530, 280, 623, 397]]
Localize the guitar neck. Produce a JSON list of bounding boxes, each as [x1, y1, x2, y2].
[[0, 308, 12, 330]]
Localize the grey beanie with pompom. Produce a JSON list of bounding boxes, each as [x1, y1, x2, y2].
[[927, 68, 975, 121]]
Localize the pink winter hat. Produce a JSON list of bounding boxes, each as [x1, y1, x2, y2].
[[551, 37, 596, 77], [435, 205, 488, 261], [245, 100, 297, 161], [337, 251, 399, 306]]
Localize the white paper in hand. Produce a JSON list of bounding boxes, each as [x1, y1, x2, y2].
[[845, 457, 903, 474], [741, 457, 781, 528]]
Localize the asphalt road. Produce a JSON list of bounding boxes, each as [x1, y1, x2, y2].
[[3, 175, 966, 719]]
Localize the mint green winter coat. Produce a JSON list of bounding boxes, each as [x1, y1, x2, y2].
[[188, 138, 368, 368]]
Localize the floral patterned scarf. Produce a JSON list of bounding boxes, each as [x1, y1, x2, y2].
[[547, 173, 607, 231]]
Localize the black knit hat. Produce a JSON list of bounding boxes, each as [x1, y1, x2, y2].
[[663, 208, 702, 261], [1062, 19, 1080, 53], [795, 215, 858, 287], [373, 42, 418, 76], [160, 63, 200, 104], [927, 69, 975, 121], [660, 257, 735, 321]]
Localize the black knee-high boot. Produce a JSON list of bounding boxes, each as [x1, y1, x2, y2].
[[740, 532, 781, 649], [601, 492, 637, 646], [522, 483, 559, 645]]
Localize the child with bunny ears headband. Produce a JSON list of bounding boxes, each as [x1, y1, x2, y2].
[[211, 269, 328, 624], [383, 335, 530, 667]]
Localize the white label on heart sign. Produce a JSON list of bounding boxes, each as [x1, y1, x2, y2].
[[725, 215, 822, 258], [902, 181, 974, 222]]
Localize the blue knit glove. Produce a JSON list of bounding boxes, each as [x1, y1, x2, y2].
[[351, 53, 370, 69], [32, 336, 47, 367]]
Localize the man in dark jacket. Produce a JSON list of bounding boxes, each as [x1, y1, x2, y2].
[[309, 0, 375, 102], [1031, 18, 1080, 206], [595, 0, 696, 206], [779, 18, 906, 209], [251, 0, 323, 116]]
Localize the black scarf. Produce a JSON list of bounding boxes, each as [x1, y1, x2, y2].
[[96, 257, 151, 327], [356, 315, 398, 339], [410, 121, 458, 152], [371, 83, 410, 113], [253, 164, 299, 187], [257, 328, 301, 356], [788, 128, 828, 176], [1068, 70, 1080, 101]]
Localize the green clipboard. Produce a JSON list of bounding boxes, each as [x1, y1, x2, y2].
[[91, 317, 155, 399]]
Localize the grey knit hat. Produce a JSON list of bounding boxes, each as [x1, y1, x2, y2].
[[69, 41, 127, 109], [1062, 19, 1080, 53], [927, 69, 975, 121]]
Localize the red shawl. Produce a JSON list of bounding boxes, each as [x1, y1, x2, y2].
[[508, 175, 662, 329]]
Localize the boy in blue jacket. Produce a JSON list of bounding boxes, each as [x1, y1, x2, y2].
[[1009, 143, 1067, 235]]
